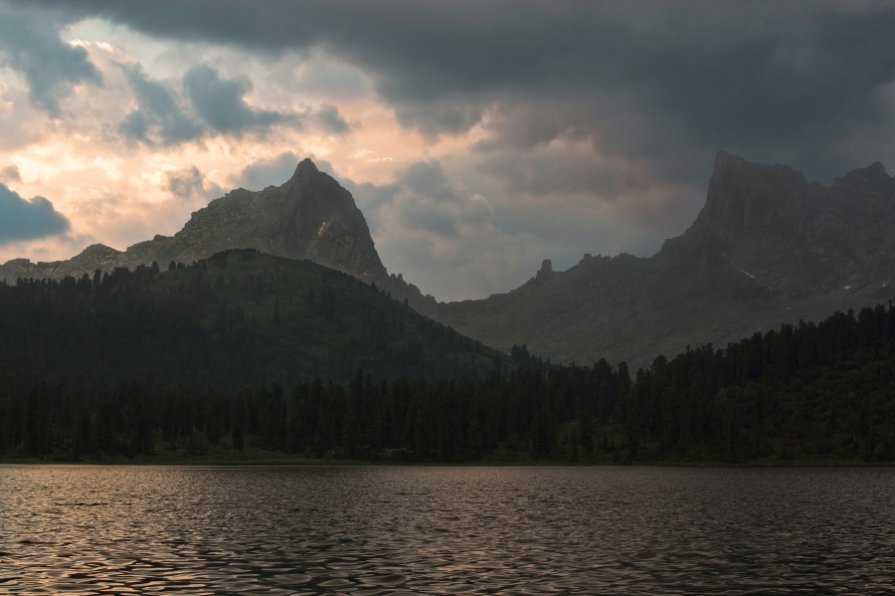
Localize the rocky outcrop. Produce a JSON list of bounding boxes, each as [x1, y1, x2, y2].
[[534, 259, 554, 282], [664, 152, 895, 296], [155, 158, 388, 279]]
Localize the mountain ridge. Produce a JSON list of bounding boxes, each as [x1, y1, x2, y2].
[[435, 151, 895, 366], [4, 151, 894, 368]]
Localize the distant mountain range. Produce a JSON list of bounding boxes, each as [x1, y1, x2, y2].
[[436, 152, 895, 366], [4, 151, 893, 368]]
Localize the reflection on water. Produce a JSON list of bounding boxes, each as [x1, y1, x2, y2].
[[1, 465, 894, 593]]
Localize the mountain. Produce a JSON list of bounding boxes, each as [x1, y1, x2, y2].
[[433, 152, 895, 367], [0, 158, 389, 284], [0, 249, 503, 387], [6, 152, 894, 369]]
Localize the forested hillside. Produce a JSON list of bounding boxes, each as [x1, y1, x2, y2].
[[3, 295, 895, 463], [0, 249, 501, 387]]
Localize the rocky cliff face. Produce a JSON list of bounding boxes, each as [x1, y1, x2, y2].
[[435, 152, 895, 366], [0, 158, 388, 284], [664, 152, 895, 296]]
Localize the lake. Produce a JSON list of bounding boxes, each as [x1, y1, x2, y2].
[[1, 465, 893, 593]]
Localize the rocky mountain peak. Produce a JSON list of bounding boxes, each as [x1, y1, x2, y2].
[[832, 161, 892, 194], [67, 244, 124, 271], [658, 151, 895, 300], [689, 151, 808, 242], [0, 157, 388, 284], [176, 156, 387, 280], [436, 151, 895, 368], [76, 244, 121, 259], [710, 150, 747, 174], [535, 259, 554, 281], [288, 157, 320, 186]]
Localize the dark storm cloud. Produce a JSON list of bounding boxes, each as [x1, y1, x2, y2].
[[348, 161, 496, 239], [314, 104, 350, 135], [339, 178, 399, 234], [390, 162, 466, 237], [120, 64, 294, 146], [403, 162, 456, 203], [0, 3, 101, 115], [120, 65, 203, 145], [16, 0, 895, 182], [0, 183, 70, 243], [183, 64, 291, 135]]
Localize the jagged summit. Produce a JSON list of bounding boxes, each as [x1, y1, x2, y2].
[[297, 157, 318, 172], [833, 161, 892, 193], [0, 157, 388, 283], [710, 150, 749, 174], [691, 151, 809, 240], [437, 151, 895, 367], [288, 157, 320, 186], [171, 157, 387, 280], [661, 151, 895, 294], [535, 259, 553, 280]]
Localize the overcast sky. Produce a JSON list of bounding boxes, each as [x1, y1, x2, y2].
[[0, 1, 894, 300]]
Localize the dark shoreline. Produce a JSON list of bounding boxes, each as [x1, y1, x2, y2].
[[3, 455, 893, 468]]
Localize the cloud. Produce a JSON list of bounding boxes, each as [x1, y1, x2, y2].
[[22, 1, 895, 176], [183, 64, 291, 135], [0, 3, 101, 115], [230, 151, 339, 191], [0, 166, 21, 183], [343, 154, 705, 299], [347, 159, 529, 297], [119, 64, 203, 145], [292, 58, 370, 100], [391, 97, 487, 138], [231, 152, 302, 190], [118, 62, 294, 145], [313, 104, 350, 135], [0, 182, 70, 243], [373, 161, 474, 238], [166, 165, 222, 201], [5, 0, 895, 299], [0, 84, 47, 151]]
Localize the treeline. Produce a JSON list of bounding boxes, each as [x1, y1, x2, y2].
[[3, 302, 895, 463], [0, 250, 501, 387]]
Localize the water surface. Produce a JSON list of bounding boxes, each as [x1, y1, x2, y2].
[[1, 466, 894, 593]]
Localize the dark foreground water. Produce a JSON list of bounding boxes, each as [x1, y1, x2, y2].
[[1, 466, 894, 594]]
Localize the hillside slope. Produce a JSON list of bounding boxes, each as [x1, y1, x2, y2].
[[0, 250, 503, 387]]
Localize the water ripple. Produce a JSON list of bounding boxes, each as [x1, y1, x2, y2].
[[1, 466, 895, 593]]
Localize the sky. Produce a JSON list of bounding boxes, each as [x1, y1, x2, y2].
[[0, 1, 894, 300]]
